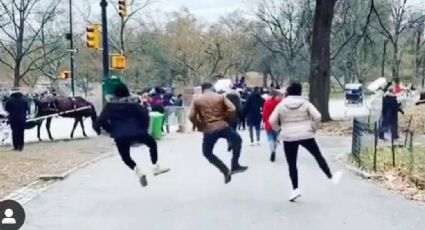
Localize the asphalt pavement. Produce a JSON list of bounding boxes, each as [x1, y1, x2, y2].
[[21, 131, 425, 230]]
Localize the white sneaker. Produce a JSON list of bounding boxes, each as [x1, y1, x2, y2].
[[332, 170, 343, 184], [256, 142, 261, 146], [153, 165, 170, 176], [134, 166, 147, 187], [289, 189, 301, 202], [250, 143, 255, 146]]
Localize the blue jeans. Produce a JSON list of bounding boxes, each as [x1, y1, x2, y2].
[[266, 131, 278, 153]]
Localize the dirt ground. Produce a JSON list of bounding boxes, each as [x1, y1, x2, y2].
[[0, 136, 114, 199], [319, 121, 353, 136]]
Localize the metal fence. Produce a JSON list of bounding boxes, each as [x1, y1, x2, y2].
[[163, 106, 187, 133], [351, 116, 424, 182]]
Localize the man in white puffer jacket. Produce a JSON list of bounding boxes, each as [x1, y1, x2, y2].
[[269, 82, 342, 202]]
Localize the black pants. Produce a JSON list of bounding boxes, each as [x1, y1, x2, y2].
[[11, 124, 25, 151], [203, 127, 242, 175], [227, 121, 239, 149], [115, 133, 158, 170], [283, 138, 332, 189], [248, 122, 261, 143], [238, 117, 246, 130], [229, 121, 238, 131]]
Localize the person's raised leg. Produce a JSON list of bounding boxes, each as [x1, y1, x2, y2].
[[202, 131, 231, 183], [300, 138, 332, 178], [300, 138, 343, 184], [115, 138, 147, 186], [138, 133, 170, 176], [223, 127, 248, 174], [284, 141, 301, 201]]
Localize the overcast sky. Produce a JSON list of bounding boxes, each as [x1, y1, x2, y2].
[[158, 0, 257, 21], [83, 0, 257, 22], [81, 0, 425, 23]]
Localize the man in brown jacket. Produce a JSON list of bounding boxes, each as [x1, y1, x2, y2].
[[189, 83, 248, 184]]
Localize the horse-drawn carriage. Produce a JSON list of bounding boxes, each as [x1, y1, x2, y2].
[[0, 94, 97, 146], [345, 83, 364, 106]]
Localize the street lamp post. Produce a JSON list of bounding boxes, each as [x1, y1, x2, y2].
[[69, 0, 75, 96], [101, 0, 109, 81], [101, 0, 110, 106]]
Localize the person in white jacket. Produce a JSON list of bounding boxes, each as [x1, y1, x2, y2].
[[269, 82, 342, 202]]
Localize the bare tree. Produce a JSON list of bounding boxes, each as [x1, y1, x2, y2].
[[410, 14, 425, 86], [371, 0, 421, 80], [31, 20, 68, 81], [0, 0, 61, 87], [109, 0, 155, 53], [254, 0, 313, 81], [218, 12, 258, 78]]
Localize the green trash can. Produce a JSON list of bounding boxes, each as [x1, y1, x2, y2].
[[149, 112, 164, 140], [102, 76, 123, 106]]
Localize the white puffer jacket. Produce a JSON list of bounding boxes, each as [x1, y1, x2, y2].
[[269, 96, 321, 142]]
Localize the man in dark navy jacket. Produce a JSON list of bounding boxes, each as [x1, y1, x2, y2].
[[94, 83, 170, 187], [5, 89, 29, 151]]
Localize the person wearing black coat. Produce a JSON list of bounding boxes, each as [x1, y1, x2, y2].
[[244, 87, 265, 145], [226, 87, 242, 130], [379, 89, 404, 140], [225, 87, 242, 152], [238, 90, 249, 130], [5, 90, 29, 151], [94, 83, 170, 187]]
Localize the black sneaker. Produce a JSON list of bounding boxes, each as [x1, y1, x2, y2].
[[270, 152, 276, 162], [224, 171, 232, 184], [231, 165, 248, 175], [140, 175, 148, 187]]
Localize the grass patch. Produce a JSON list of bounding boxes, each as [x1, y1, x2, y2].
[[349, 146, 425, 189]]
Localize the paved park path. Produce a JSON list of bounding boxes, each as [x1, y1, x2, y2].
[[22, 132, 424, 230]]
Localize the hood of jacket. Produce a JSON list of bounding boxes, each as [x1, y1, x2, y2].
[[384, 91, 396, 97], [10, 92, 24, 98], [106, 96, 142, 115], [283, 96, 307, 110], [109, 95, 140, 104]]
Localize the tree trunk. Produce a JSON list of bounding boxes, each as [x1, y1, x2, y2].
[[392, 41, 399, 80], [422, 63, 425, 89], [287, 57, 296, 81], [309, 0, 337, 122], [13, 60, 22, 87], [263, 71, 268, 88], [382, 40, 389, 77], [415, 27, 423, 86]]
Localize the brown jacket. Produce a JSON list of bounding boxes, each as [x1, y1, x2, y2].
[[189, 91, 236, 133]]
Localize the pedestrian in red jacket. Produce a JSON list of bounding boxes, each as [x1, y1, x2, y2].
[[262, 90, 283, 162]]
